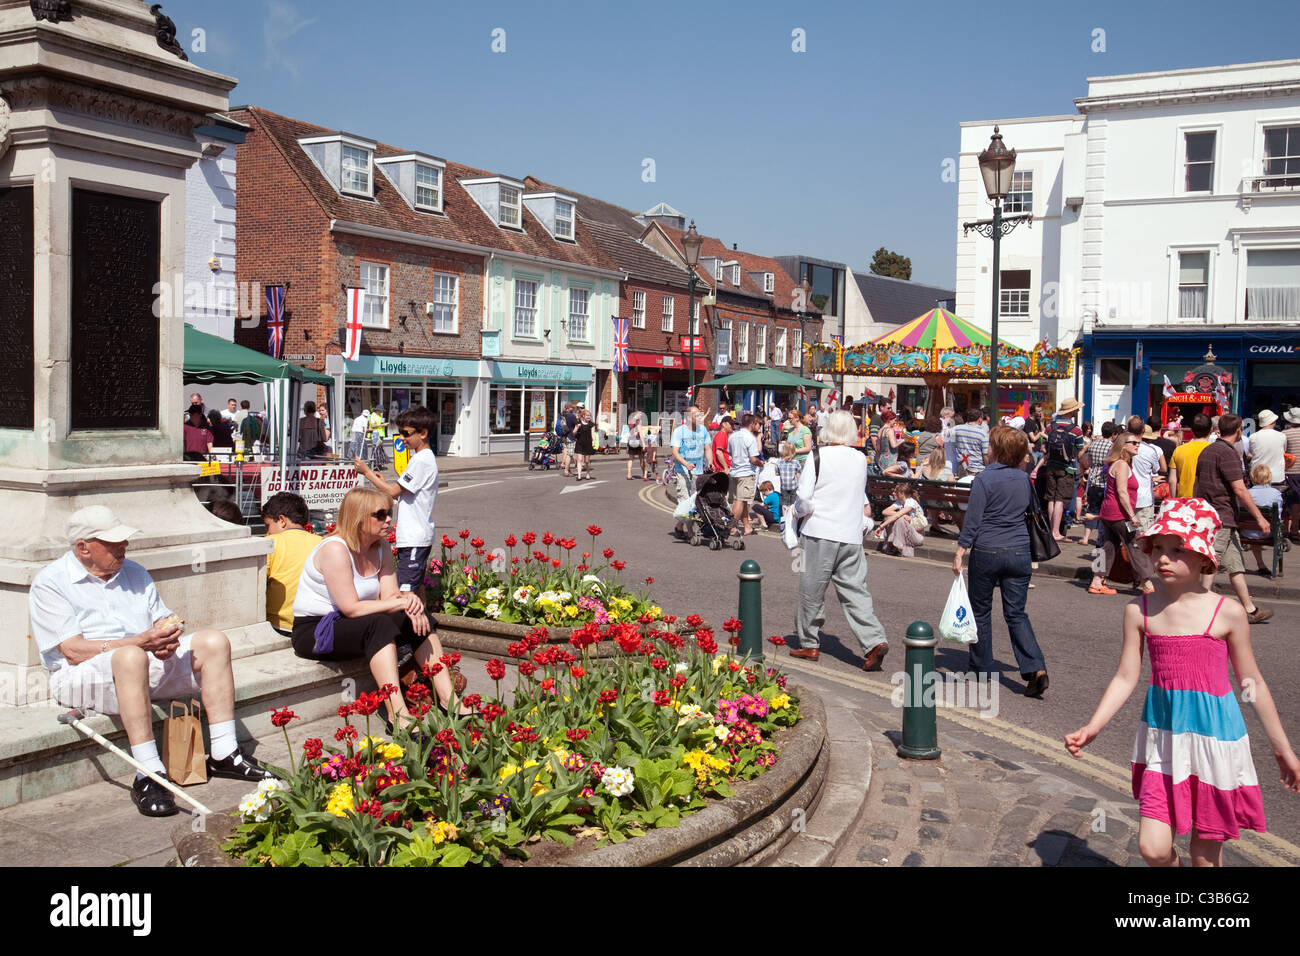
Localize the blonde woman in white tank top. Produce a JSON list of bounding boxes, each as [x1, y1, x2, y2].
[[290, 487, 468, 725]]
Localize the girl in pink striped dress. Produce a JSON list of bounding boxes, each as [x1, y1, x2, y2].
[[1066, 498, 1300, 866]]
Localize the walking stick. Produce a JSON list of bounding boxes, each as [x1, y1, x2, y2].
[[57, 709, 214, 817]]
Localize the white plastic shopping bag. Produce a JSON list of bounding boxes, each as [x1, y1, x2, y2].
[[782, 506, 799, 549], [673, 493, 696, 520], [939, 574, 979, 644]]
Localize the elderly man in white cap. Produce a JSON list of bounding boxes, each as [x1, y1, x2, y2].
[[28, 506, 272, 817], [1251, 409, 1286, 487]]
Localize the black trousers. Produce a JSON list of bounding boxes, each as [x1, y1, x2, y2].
[[292, 611, 418, 664]]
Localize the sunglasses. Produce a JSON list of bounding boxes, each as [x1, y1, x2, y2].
[[370, 509, 392, 520], [399, 429, 417, 438], [1124, 439, 1142, 446]]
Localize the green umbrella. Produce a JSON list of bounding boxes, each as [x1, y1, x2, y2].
[[693, 366, 826, 391], [183, 324, 332, 385]]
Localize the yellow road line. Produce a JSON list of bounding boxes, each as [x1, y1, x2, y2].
[[783, 657, 1300, 866]]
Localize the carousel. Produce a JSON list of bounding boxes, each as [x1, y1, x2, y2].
[[806, 308, 1077, 420]]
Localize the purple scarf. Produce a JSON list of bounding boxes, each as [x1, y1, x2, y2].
[[312, 612, 341, 655]]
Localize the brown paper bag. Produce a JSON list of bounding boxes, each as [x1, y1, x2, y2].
[[161, 699, 207, 785]]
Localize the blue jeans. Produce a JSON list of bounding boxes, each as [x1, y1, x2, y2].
[[966, 545, 1044, 677]]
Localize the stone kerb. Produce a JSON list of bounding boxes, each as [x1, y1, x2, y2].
[[433, 614, 609, 660]]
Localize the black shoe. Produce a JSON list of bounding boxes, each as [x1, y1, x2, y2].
[[206, 749, 275, 782], [1024, 672, 1049, 697], [132, 773, 179, 817]]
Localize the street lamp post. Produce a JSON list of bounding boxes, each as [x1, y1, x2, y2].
[[682, 221, 703, 398], [962, 126, 1032, 415], [794, 276, 812, 410]]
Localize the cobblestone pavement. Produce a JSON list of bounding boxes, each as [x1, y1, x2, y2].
[[779, 660, 1289, 868]]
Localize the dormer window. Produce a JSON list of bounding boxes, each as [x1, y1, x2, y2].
[[764, 272, 774, 293], [376, 153, 447, 213], [555, 200, 575, 240], [461, 176, 528, 230], [499, 185, 521, 227], [298, 133, 379, 199], [415, 164, 442, 209], [702, 257, 722, 279], [730, 264, 741, 285], [341, 145, 372, 196]]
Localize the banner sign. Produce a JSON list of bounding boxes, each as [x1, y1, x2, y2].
[[260, 465, 362, 510]]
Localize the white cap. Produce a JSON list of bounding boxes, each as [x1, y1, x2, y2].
[[67, 506, 138, 546], [576, 401, 586, 408]]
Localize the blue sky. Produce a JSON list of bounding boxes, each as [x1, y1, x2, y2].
[[171, 0, 1300, 288]]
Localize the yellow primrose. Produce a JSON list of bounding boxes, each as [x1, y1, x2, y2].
[[325, 782, 354, 817], [498, 764, 520, 781], [563, 604, 580, 618], [770, 693, 791, 711], [531, 782, 549, 797]]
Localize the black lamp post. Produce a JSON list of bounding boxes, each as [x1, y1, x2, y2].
[[682, 221, 703, 396], [794, 276, 812, 410], [963, 126, 1032, 414]]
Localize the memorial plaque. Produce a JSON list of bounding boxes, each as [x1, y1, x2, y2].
[[0, 187, 34, 429], [70, 189, 160, 430]]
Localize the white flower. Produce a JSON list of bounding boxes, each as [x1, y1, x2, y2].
[[674, 662, 689, 674], [485, 602, 502, 619], [257, 778, 285, 797], [238, 793, 266, 817], [602, 766, 635, 798], [253, 809, 270, 823], [484, 587, 503, 603], [581, 574, 603, 595], [557, 591, 572, 603], [676, 704, 706, 727], [713, 724, 730, 741], [512, 587, 532, 604], [538, 590, 560, 605]]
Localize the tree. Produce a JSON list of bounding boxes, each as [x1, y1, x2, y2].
[[869, 248, 912, 280]]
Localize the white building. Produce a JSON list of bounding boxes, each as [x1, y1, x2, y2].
[[184, 113, 247, 339], [956, 58, 1300, 424]]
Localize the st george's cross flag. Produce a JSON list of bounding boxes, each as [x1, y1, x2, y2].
[[612, 316, 630, 372], [344, 287, 366, 362], [1162, 374, 1176, 400], [265, 285, 286, 359]]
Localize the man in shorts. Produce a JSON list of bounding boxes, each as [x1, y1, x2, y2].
[[28, 507, 273, 817], [1041, 399, 1084, 540], [1193, 413, 1273, 624], [728, 413, 763, 536]]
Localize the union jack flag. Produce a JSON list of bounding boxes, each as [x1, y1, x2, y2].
[[266, 285, 286, 358], [612, 316, 629, 372]]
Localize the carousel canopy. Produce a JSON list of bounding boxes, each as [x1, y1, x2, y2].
[[868, 308, 994, 349]]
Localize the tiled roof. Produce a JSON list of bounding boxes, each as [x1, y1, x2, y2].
[[650, 223, 817, 315], [522, 177, 689, 287], [853, 272, 956, 328], [231, 107, 620, 274]]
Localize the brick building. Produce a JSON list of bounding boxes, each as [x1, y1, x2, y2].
[[231, 106, 619, 457]]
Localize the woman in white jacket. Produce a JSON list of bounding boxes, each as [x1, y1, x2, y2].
[[788, 411, 890, 671]]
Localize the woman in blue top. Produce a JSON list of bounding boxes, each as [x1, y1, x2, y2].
[[952, 425, 1049, 697]]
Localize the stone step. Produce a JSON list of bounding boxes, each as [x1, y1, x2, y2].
[[0, 645, 371, 809]]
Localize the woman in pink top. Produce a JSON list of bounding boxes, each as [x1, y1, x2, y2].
[[1089, 433, 1155, 595]]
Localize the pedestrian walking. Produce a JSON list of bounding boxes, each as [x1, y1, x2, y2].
[[669, 406, 711, 536], [789, 410, 889, 670], [573, 407, 596, 480], [727, 413, 763, 536], [1080, 421, 1117, 548], [183, 405, 213, 461], [1192, 413, 1273, 624], [299, 401, 326, 458], [952, 425, 1048, 696], [1088, 430, 1156, 597], [1039, 399, 1085, 541], [625, 410, 648, 480], [350, 407, 370, 460], [1169, 413, 1212, 498], [1066, 498, 1300, 867]]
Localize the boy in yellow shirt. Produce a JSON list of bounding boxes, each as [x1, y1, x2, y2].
[[260, 492, 322, 634]]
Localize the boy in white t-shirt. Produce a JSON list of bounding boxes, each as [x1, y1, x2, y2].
[[355, 405, 439, 599]]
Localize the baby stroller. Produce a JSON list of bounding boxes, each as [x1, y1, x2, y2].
[[685, 472, 744, 551], [529, 431, 559, 470]]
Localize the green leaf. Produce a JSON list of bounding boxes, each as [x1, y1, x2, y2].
[[543, 828, 575, 846], [437, 844, 475, 867], [655, 810, 680, 829]]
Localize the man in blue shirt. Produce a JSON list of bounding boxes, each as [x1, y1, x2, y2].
[[670, 405, 712, 539]]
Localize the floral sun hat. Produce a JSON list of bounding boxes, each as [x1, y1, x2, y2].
[[1138, 497, 1222, 567]]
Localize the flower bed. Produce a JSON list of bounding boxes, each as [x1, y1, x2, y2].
[[431, 526, 664, 629], [223, 615, 801, 867]]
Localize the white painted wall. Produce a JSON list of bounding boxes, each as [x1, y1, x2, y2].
[[184, 144, 239, 339]]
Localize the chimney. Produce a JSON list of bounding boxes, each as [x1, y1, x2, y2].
[[733, 243, 738, 251]]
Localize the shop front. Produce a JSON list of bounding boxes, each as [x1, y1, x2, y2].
[[1081, 328, 1300, 426], [329, 354, 485, 457], [482, 360, 593, 456], [623, 350, 708, 425]]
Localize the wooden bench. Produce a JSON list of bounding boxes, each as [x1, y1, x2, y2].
[[1237, 501, 1285, 579], [866, 474, 973, 536]]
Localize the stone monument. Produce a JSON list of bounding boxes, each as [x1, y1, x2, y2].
[[0, 0, 274, 709]]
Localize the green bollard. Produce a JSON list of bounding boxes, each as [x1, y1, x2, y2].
[[737, 559, 763, 661], [897, 620, 941, 760]]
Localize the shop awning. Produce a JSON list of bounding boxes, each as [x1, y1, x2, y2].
[[695, 367, 826, 390], [628, 350, 708, 371], [183, 324, 332, 386]]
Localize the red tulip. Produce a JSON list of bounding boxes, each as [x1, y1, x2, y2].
[[270, 706, 297, 728], [587, 525, 602, 537]]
